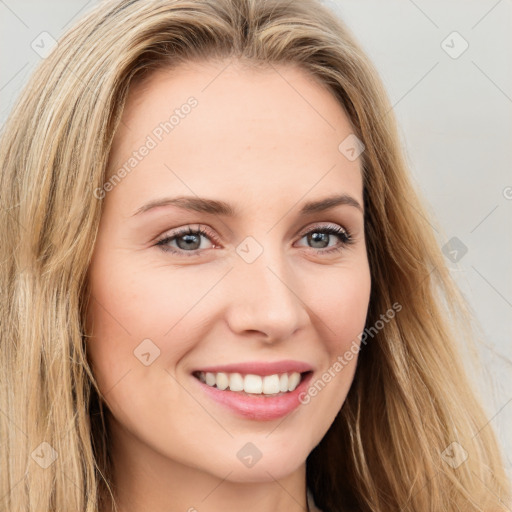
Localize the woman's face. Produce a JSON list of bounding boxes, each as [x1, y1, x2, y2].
[[86, 59, 371, 483]]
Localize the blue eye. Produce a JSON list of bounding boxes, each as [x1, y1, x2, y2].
[[155, 223, 353, 256], [155, 225, 215, 256], [296, 224, 353, 254]]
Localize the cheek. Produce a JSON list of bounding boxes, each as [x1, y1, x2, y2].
[[86, 252, 222, 336], [84, 256, 215, 391], [291, 261, 370, 415], [294, 266, 370, 445], [308, 263, 371, 353]]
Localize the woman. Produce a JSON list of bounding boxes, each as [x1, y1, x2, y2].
[[0, 0, 509, 511]]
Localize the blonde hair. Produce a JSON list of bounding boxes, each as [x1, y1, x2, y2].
[[0, 0, 509, 510]]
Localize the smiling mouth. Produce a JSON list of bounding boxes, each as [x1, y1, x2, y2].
[[192, 370, 312, 397]]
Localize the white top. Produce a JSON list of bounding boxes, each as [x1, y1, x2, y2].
[[307, 488, 323, 512]]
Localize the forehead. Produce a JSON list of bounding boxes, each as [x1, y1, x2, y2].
[[106, 59, 363, 213]]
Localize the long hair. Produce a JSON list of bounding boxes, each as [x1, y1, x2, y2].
[[0, 0, 509, 510]]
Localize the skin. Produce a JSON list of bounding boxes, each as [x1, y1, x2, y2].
[[85, 58, 371, 512]]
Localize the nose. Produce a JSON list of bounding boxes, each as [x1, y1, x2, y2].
[[223, 249, 310, 342]]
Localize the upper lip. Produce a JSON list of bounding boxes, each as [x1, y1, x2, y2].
[[192, 360, 313, 376]]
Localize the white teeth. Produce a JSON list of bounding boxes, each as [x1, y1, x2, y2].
[[279, 373, 288, 392], [244, 374, 263, 393], [287, 372, 301, 391], [229, 372, 244, 392], [196, 370, 304, 395], [262, 374, 280, 394], [216, 372, 229, 390]]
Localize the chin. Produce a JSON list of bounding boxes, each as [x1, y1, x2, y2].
[[218, 449, 308, 483]]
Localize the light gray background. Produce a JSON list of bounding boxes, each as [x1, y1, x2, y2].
[[1, 0, 511, 479]]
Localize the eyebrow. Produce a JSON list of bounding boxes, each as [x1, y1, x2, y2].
[[131, 193, 363, 217]]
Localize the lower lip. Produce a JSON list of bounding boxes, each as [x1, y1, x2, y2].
[[192, 372, 314, 421]]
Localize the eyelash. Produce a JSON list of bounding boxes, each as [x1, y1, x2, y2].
[[155, 223, 354, 258]]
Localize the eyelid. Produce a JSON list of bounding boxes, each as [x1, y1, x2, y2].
[[155, 224, 220, 246], [296, 221, 349, 238]]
